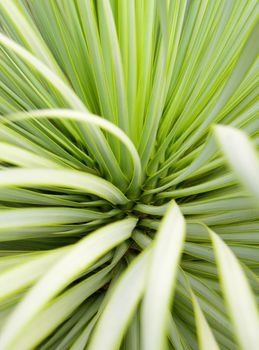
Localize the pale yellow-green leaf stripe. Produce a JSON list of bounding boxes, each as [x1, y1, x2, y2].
[[210, 230, 259, 350], [0, 33, 128, 188], [214, 125, 259, 202], [0, 248, 68, 302], [0, 168, 128, 205], [11, 269, 111, 350], [0, 0, 64, 77], [0, 33, 85, 110], [0, 142, 60, 168], [192, 293, 220, 350], [89, 250, 150, 350], [6, 108, 142, 194], [0, 218, 137, 350], [141, 201, 186, 350]]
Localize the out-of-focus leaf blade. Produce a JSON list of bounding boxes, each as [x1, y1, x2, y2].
[[0, 168, 128, 204], [210, 229, 259, 350], [214, 125, 259, 203], [89, 250, 150, 350], [192, 294, 220, 350], [0, 218, 137, 350], [141, 201, 186, 350]]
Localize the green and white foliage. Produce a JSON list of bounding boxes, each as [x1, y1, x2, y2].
[[0, 1, 258, 349]]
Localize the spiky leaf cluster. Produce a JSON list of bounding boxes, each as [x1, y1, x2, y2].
[[0, 1, 258, 349]]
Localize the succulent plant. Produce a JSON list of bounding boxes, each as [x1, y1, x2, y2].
[[0, 1, 258, 349]]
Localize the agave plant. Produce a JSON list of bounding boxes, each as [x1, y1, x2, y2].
[[0, 1, 258, 349]]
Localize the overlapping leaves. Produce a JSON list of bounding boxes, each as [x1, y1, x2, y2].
[[0, 1, 258, 349]]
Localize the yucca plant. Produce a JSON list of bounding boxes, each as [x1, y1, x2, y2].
[[0, 0, 258, 349]]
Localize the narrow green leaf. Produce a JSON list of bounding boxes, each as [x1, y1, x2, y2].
[[89, 250, 150, 350], [192, 294, 220, 350], [0, 0, 65, 76], [210, 230, 259, 350], [0, 142, 60, 168], [0, 218, 137, 350], [141, 201, 186, 350], [0, 168, 128, 205], [0, 248, 67, 301], [14, 268, 111, 350], [6, 108, 142, 196], [214, 125, 259, 203]]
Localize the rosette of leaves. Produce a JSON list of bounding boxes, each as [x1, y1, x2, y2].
[[0, 1, 258, 349]]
